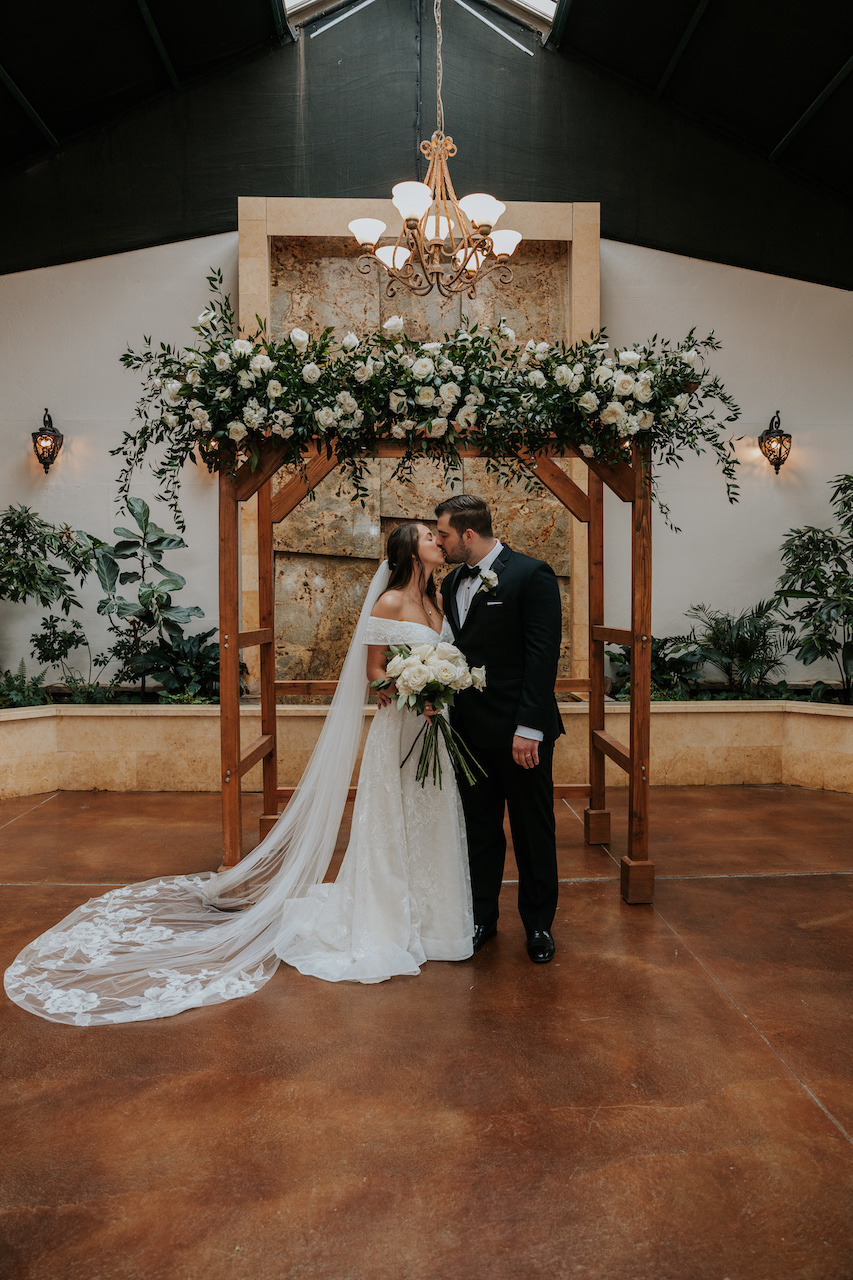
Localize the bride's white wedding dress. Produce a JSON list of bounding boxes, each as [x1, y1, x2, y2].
[[4, 565, 473, 1025]]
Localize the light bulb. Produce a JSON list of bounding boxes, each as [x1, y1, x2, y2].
[[375, 245, 412, 270], [424, 215, 455, 242], [458, 193, 506, 231], [391, 181, 433, 223], [489, 229, 522, 257], [348, 218, 386, 247]]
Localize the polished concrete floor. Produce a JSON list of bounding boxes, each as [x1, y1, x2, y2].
[[1, 785, 852, 1280]]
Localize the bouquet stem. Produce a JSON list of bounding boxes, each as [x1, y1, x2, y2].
[[401, 715, 485, 788]]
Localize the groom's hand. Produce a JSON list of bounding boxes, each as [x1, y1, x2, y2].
[[512, 735, 540, 769]]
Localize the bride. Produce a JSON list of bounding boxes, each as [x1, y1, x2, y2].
[[4, 522, 474, 1025]]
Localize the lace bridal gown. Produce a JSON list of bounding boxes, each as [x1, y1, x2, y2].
[[4, 566, 473, 1025]]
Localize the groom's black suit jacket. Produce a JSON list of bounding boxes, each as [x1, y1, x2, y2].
[[444, 545, 565, 751]]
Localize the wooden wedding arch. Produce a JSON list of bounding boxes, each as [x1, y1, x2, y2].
[[218, 198, 655, 905]]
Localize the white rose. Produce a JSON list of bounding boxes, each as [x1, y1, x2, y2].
[[385, 654, 407, 678], [600, 401, 627, 426], [412, 356, 435, 381], [232, 339, 253, 356], [215, 386, 231, 400], [197, 310, 215, 328], [341, 331, 359, 351], [439, 382, 461, 404], [528, 369, 547, 389], [213, 352, 231, 371], [438, 360, 453, 376], [454, 404, 477, 431], [470, 665, 486, 691], [267, 380, 283, 399], [401, 660, 429, 692], [568, 375, 583, 393], [398, 354, 414, 370], [613, 371, 635, 397], [398, 419, 417, 433], [389, 390, 408, 413], [302, 362, 322, 384], [534, 341, 551, 360], [289, 328, 310, 353], [619, 349, 640, 367], [185, 369, 201, 387], [573, 363, 585, 377], [271, 423, 294, 438], [680, 348, 698, 367], [383, 315, 404, 335], [579, 443, 595, 458], [251, 354, 274, 375], [434, 660, 459, 685], [237, 370, 254, 390], [315, 406, 337, 429], [499, 323, 515, 341], [455, 331, 471, 344], [675, 393, 690, 413], [434, 641, 462, 662], [429, 417, 449, 437], [391, 423, 407, 439], [409, 644, 434, 660], [353, 360, 374, 383], [228, 422, 248, 441], [420, 342, 442, 353], [415, 385, 436, 407], [636, 410, 654, 429], [465, 386, 485, 406], [163, 412, 179, 428], [336, 391, 358, 414], [593, 365, 612, 386], [451, 365, 465, 379], [553, 365, 571, 386], [450, 666, 473, 691], [634, 382, 653, 403]]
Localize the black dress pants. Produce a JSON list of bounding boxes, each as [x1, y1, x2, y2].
[[459, 738, 558, 933]]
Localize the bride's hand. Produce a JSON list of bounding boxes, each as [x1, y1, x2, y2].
[[423, 700, 436, 723], [376, 682, 396, 709]]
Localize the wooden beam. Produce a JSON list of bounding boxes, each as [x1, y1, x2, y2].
[[585, 470, 608, 843], [258, 479, 278, 827], [275, 680, 339, 696], [219, 473, 242, 867], [269, 448, 341, 523], [592, 729, 631, 773], [592, 626, 632, 646], [239, 733, 276, 777], [554, 784, 591, 798], [521, 452, 590, 523], [135, 0, 181, 89], [555, 678, 591, 691], [771, 52, 853, 159], [582, 454, 635, 503], [237, 628, 273, 648], [0, 62, 59, 149], [653, 0, 711, 100]]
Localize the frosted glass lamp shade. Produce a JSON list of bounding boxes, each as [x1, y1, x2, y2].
[[455, 248, 486, 273], [391, 182, 433, 222], [489, 229, 522, 257], [424, 215, 455, 242], [349, 218, 386, 246], [375, 245, 412, 270], [458, 193, 506, 230]]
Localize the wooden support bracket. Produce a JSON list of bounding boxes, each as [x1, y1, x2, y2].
[[592, 626, 632, 646], [591, 728, 631, 773], [238, 628, 273, 648], [239, 733, 275, 776], [520, 452, 590, 523]]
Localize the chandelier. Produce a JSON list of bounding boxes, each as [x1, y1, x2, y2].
[[348, 0, 521, 299]]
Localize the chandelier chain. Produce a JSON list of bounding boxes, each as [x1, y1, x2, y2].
[[435, 0, 444, 134]]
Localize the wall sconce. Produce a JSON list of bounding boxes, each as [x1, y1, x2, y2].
[[32, 409, 64, 474], [758, 410, 791, 474]]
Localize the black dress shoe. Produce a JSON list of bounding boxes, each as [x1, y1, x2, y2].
[[472, 922, 497, 953], [526, 929, 555, 963]]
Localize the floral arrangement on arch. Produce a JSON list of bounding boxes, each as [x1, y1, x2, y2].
[[117, 268, 741, 529]]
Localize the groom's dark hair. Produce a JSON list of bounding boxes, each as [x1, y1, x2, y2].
[[435, 494, 493, 538]]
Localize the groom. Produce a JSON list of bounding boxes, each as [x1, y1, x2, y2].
[[435, 494, 564, 964]]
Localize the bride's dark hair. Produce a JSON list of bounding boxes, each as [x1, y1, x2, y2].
[[385, 522, 438, 604]]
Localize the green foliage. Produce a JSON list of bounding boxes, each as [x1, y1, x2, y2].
[[0, 661, 52, 709], [0, 505, 96, 615], [682, 600, 791, 696], [606, 636, 702, 698], [775, 473, 853, 704], [127, 628, 220, 698]]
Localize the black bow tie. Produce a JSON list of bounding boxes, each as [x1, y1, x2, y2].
[[460, 563, 481, 579]]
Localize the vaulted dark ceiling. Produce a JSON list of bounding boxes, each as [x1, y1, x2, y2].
[[547, 0, 853, 208], [0, 0, 850, 290]]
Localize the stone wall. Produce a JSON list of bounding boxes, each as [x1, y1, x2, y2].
[[268, 236, 576, 686]]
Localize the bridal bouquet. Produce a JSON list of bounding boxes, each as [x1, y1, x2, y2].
[[371, 641, 486, 788]]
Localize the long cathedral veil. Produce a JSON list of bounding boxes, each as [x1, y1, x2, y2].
[[4, 561, 392, 1024]]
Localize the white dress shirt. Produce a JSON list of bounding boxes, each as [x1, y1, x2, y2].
[[454, 541, 543, 744]]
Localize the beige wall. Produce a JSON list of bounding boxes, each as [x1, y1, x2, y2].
[[2, 703, 851, 801]]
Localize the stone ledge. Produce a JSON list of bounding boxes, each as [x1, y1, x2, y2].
[[0, 702, 850, 799]]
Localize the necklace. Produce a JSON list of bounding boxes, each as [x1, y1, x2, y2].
[[406, 589, 439, 627]]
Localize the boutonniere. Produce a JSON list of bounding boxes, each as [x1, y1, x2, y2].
[[477, 569, 499, 597]]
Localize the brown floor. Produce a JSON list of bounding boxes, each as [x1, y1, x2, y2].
[[1, 785, 852, 1280]]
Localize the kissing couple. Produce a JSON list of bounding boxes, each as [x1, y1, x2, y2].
[[5, 495, 565, 1025]]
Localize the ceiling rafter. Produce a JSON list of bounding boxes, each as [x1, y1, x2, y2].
[[770, 51, 853, 159], [135, 0, 181, 90], [652, 0, 711, 100], [0, 62, 59, 149]]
